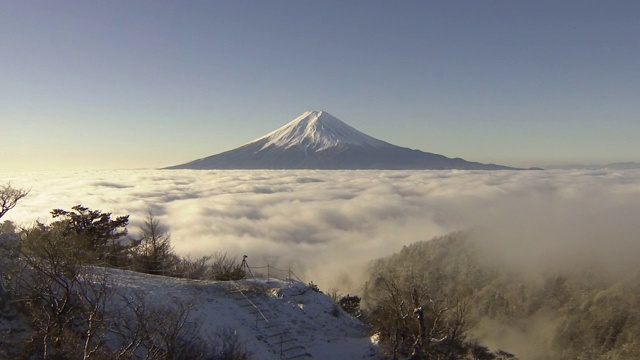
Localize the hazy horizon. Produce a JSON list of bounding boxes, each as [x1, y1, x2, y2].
[[3, 2, 639, 172]]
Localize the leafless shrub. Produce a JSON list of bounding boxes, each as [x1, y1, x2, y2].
[[209, 326, 252, 360], [173, 255, 214, 279], [111, 291, 201, 359], [327, 287, 342, 303], [0, 183, 29, 220], [13, 223, 84, 358], [172, 252, 246, 281], [208, 253, 245, 281]]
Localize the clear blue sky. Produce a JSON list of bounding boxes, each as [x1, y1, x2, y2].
[[2, 1, 639, 171]]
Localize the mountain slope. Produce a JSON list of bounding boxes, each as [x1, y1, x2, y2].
[[166, 111, 519, 170], [0, 266, 377, 360]]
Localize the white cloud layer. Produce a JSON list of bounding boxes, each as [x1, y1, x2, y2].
[[3, 169, 640, 292]]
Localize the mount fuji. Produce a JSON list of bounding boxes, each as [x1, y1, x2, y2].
[[166, 111, 520, 170]]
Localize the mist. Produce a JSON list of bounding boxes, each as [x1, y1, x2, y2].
[[3, 169, 640, 294]]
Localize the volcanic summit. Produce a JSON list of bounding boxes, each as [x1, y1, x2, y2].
[[166, 111, 518, 170]]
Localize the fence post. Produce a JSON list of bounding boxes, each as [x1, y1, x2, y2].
[[267, 264, 270, 281], [288, 268, 291, 282]]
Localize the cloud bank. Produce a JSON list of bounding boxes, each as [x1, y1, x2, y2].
[[3, 169, 640, 292]]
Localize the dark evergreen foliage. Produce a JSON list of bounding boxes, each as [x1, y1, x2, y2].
[[339, 294, 362, 318], [51, 205, 131, 265]]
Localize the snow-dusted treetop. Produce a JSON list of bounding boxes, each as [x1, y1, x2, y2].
[[249, 110, 391, 152]]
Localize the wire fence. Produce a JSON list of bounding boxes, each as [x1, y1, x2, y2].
[[8, 243, 307, 285], [243, 263, 305, 283], [76, 254, 307, 285]]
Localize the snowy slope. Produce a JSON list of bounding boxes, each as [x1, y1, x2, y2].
[[103, 268, 378, 360], [251, 111, 391, 152]]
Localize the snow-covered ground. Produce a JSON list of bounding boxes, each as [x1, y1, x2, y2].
[[101, 268, 378, 359]]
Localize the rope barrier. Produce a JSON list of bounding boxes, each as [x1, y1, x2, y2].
[[241, 260, 301, 283], [23, 253, 307, 284], [235, 289, 269, 324]]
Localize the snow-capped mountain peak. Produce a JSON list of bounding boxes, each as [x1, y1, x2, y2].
[[166, 110, 520, 170], [252, 110, 390, 152]]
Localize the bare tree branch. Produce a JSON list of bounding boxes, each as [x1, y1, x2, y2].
[[0, 183, 29, 220]]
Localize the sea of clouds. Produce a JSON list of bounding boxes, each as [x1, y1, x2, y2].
[[3, 169, 640, 292]]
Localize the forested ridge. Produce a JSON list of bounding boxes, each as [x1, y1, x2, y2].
[[363, 231, 640, 359]]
